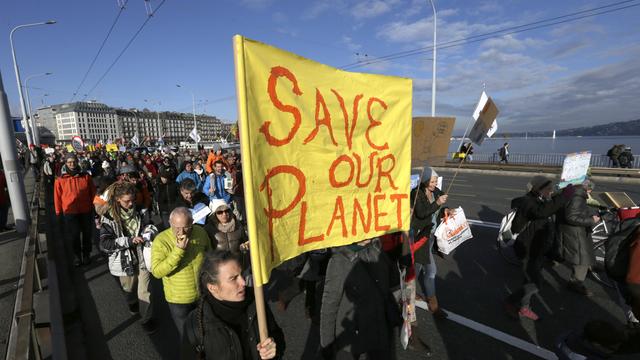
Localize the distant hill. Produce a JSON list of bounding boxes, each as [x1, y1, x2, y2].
[[493, 119, 640, 137]]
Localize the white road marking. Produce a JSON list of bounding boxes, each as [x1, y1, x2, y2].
[[467, 219, 501, 229], [415, 301, 558, 359], [495, 187, 524, 192]]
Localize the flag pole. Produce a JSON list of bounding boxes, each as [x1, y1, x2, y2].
[[233, 35, 269, 342], [445, 145, 472, 194]]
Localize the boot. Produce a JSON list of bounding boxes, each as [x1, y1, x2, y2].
[[426, 296, 448, 319], [408, 326, 432, 357]]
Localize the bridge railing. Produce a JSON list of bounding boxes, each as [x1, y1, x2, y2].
[[448, 152, 640, 168]]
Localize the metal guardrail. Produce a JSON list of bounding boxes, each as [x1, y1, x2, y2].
[[5, 180, 42, 360], [448, 152, 640, 168]]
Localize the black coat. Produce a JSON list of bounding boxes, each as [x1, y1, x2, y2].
[[557, 187, 597, 266], [184, 291, 285, 360], [156, 181, 178, 212], [511, 191, 565, 258], [410, 186, 444, 265], [320, 241, 395, 358]]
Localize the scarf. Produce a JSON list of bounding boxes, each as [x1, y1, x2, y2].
[[119, 207, 139, 237], [206, 290, 253, 360], [217, 218, 236, 234]]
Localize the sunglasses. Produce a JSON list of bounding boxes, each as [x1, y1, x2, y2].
[[216, 209, 231, 215]]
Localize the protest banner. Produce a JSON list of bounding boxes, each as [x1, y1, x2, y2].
[[66, 144, 74, 153], [106, 143, 119, 152], [411, 117, 455, 167], [234, 35, 412, 340], [468, 93, 499, 145], [559, 151, 592, 188], [71, 136, 84, 152], [234, 35, 412, 286]]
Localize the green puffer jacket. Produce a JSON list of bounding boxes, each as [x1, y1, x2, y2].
[[151, 226, 211, 304]]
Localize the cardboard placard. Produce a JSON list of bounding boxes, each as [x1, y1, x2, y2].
[[411, 117, 455, 167]]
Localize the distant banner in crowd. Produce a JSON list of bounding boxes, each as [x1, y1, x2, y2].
[[411, 116, 455, 167], [71, 136, 84, 152], [234, 35, 412, 286], [468, 91, 499, 145], [106, 143, 119, 152], [559, 151, 592, 188]]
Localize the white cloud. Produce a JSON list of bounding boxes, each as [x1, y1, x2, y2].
[[351, 0, 400, 19], [341, 36, 362, 51]]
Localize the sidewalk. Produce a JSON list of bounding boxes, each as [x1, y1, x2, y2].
[[0, 171, 35, 360]]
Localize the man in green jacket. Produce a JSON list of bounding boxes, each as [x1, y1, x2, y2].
[[151, 207, 211, 337]]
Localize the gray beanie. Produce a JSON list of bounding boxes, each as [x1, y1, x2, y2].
[[428, 167, 438, 179]]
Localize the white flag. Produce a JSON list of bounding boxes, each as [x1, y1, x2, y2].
[[487, 119, 498, 138], [472, 91, 488, 121], [189, 127, 201, 143], [131, 133, 140, 146]]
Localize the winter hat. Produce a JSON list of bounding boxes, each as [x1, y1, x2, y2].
[[428, 167, 438, 179], [64, 153, 78, 162], [527, 175, 552, 193], [209, 199, 230, 214]]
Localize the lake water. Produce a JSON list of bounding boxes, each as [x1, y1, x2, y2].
[[448, 136, 640, 155]]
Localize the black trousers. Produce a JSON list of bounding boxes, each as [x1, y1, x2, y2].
[[63, 213, 93, 259]]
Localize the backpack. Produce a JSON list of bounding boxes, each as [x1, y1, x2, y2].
[[498, 210, 523, 248], [605, 218, 640, 280]]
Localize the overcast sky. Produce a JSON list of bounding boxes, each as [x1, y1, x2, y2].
[[2, 0, 639, 132]]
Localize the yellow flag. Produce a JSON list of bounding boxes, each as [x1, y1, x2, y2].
[[234, 36, 412, 286]]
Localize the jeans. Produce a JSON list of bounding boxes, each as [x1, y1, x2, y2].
[[415, 238, 437, 298], [168, 302, 196, 338], [63, 213, 94, 260]]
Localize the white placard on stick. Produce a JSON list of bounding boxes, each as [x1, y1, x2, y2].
[[559, 151, 592, 188]]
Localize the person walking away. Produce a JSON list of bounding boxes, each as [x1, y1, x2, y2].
[[607, 144, 625, 168], [99, 182, 158, 333], [203, 160, 232, 205], [499, 143, 510, 164], [54, 153, 96, 266], [320, 238, 399, 360], [156, 170, 178, 229], [410, 167, 448, 320], [151, 207, 211, 338], [505, 176, 567, 320], [557, 180, 600, 296], [184, 250, 285, 359], [618, 147, 634, 169]]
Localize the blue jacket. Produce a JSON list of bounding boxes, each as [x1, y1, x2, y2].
[[176, 170, 202, 190], [202, 173, 231, 204]]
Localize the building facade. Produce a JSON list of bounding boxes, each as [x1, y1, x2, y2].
[[35, 101, 231, 145]]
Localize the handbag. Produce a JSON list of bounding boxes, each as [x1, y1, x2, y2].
[[434, 207, 473, 255]]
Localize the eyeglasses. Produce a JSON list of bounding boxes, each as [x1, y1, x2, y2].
[[216, 209, 231, 215]]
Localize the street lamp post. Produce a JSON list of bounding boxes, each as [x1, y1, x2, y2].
[[25, 72, 53, 146], [10, 20, 57, 147], [176, 84, 198, 149], [428, 0, 437, 116]]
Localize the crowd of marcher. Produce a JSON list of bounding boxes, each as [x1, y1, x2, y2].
[[3, 140, 636, 360]]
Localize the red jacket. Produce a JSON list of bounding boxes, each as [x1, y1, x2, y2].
[[54, 170, 96, 215]]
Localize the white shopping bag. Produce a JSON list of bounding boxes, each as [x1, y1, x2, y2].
[[434, 207, 473, 255]]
